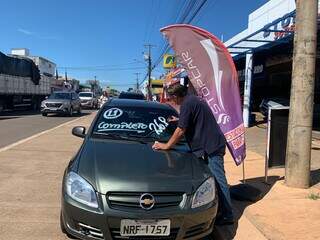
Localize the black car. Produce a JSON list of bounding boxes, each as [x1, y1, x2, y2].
[[61, 99, 218, 240], [118, 91, 145, 100]]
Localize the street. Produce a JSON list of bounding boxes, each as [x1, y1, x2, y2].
[[0, 112, 95, 240], [0, 110, 95, 149]]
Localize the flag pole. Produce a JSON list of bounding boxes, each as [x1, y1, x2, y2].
[[242, 160, 246, 183]]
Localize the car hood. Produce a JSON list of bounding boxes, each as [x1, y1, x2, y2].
[[43, 99, 70, 104], [77, 138, 211, 194]]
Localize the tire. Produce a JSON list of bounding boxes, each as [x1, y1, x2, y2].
[[77, 106, 81, 115], [69, 107, 73, 117], [42, 113, 47, 117]]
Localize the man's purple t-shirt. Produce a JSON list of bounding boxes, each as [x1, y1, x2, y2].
[[178, 95, 226, 157]]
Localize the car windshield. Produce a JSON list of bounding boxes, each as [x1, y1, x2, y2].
[[49, 92, 71, 99], [119, 92, 145, 100], [79, 92, 93, 97], [92, 106, 180, 142]]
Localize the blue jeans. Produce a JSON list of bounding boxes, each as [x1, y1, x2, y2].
[[208, 153, 234, 219]]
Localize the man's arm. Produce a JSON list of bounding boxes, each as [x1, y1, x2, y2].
[[152, 127, 185, 150]]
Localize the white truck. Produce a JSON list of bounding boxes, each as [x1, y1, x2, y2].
[[0, 50, 55, 112]]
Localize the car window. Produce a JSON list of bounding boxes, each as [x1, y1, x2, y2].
[[79, 92, 93, 97], [92, 106, 179, 142], [49, 92, 71, 99], [119, 92, 145, 100]]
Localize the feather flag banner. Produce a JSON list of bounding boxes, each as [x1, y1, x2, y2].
[[161, 24, 246, 165]]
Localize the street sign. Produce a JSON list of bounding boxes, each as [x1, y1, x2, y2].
[[163, 54, 176, 69]]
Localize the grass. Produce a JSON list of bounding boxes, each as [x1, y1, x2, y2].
[[308, 193, 320, 200]]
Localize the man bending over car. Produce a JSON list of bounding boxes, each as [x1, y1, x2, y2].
[[152, 81, 234, 225]]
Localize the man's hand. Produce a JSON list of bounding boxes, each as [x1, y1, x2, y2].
[[167, 116, 179, 122], [152, 127, 185, 151], [152, 141, 170, 150]]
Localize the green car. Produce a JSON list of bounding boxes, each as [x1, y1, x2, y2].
[[60, 98, 218, 240]]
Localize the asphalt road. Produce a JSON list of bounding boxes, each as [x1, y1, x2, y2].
[[0, 109, 95, 149]]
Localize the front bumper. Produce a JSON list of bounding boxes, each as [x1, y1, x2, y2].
[[80, 101, 93, 108], [40, 107, 69, 114], [61, 192, 218, 240]]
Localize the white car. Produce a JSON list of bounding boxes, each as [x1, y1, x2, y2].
[[79, 92, 98, 109]]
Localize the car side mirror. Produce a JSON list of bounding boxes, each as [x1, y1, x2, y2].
[[72, 126, 86, 138]]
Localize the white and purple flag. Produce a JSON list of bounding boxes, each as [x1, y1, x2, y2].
[[161, 24, 246, 165]]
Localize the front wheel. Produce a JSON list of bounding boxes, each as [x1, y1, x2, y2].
[[69, 107, 73, 117], [42, 113, 47, 117], [77, 106, 81, 115]]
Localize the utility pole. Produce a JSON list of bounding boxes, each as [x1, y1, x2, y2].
[[285, 0, 318, 188], [65, 68, 68, 82], [93, 75, 97, 93], [144, 44, 156, 100], [134, 73, 141, 91]]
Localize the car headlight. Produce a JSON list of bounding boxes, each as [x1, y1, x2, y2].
[[191, 177, 215, 209], [65, 172, 98, 208]]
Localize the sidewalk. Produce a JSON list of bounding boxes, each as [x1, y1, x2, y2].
[[214, 126, 320, 240]]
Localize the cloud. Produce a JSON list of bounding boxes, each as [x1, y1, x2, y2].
[[17, 28, 33, 35], [17, 28, 60, 40]]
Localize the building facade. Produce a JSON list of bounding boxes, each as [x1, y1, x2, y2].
[[225, 0, 320, 128]]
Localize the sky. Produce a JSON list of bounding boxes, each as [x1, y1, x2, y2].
[[0, 0, 268, 91]]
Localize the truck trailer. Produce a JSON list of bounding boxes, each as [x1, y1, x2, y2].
[[0, 50, 54, 112]]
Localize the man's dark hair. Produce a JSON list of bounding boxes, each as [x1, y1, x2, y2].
[[167, 83, 188, 98]]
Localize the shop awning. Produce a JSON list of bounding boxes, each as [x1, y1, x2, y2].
[[226, 10, 296, 59]]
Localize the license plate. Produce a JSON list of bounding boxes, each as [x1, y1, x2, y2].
[[120, 219, 170, 236]]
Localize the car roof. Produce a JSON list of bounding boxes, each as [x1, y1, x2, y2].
[[53, 91, 73, 94], [107, 98, 175, 111], [119, 91, 145, 99]]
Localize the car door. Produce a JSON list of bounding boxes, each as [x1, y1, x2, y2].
[[71, 93, 78, 110], [76, 93, 81, 110]]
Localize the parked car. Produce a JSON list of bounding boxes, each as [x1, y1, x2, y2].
[[60, 98, 218, 240], [79, 92, 98, 109], [41, 91, 81, 116], [118, 91, 145, 100]]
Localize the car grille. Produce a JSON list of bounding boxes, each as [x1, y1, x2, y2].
[[110, 228, 179, 240], [107, 192, 185, 211], [45, 103, 62, 108]]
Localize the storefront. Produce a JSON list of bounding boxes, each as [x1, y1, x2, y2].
[[225, 0, 320, 128]]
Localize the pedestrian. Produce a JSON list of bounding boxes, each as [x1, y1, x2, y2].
[[152, 80, 234, 225]]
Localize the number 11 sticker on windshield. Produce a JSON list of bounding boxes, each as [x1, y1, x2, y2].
[[103, 108, 123, 119]]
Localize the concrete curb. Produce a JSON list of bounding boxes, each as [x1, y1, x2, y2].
[[0, 114, 91, 154]]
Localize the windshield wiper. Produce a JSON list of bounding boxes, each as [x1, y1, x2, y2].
[[92, 132, 148, 144]]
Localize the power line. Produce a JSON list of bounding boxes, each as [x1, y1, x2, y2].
[[151, 0, 209, 72], [194, 0, 218, 24], [56, 66, 146, 72]]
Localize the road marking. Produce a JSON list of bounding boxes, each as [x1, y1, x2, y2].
[[0, 114, 92, 154]]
